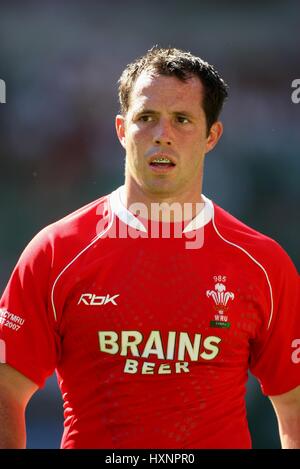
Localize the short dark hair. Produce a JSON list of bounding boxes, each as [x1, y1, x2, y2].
[[118, 46, 228, 132]]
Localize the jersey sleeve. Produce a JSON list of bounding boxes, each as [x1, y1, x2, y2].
[[249, 244, 300, 396], [0, 228, 60, 387]]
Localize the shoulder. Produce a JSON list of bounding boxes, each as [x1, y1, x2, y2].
[[211, 201, 298, 279]]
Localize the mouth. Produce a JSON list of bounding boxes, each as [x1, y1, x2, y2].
[[148, 153, 176, 172]]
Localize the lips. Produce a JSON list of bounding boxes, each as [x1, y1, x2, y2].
[[148, 153, 176, 167], [147, 156, 176, 174]]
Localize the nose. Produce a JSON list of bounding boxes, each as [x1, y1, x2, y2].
[[153, 118, 173, 146]]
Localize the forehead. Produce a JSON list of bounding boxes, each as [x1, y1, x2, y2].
[[129, 71, 204, 113]]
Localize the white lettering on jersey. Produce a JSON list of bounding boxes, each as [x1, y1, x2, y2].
[[78, 293, 119, 306], [141, 331, 164, 359], [178, 332, 201, 361], [201, 336, 222, 360], [120, 331, 143, 356], [98, 330, 221, 362], [166, 331, 176, 359], [0, 308, 25, 332], [98, 331, 119, 354], [124, 359, 190, 374]]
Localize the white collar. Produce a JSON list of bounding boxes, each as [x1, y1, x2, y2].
[[109, 186, 213, 234]]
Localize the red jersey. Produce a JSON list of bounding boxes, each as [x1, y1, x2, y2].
[[0, 186, 299, 449]]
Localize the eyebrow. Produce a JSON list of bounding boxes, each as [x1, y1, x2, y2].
[[134, 109, 157, 116], [134, 109, 195, 119]]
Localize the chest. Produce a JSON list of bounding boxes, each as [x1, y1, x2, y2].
[[55, 237, 267, 368]]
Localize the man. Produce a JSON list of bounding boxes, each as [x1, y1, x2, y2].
[[0, 47, 299, 449]]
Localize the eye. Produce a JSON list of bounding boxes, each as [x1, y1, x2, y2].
[[138, 115, 154, 122], [176, 115, 189, 124]]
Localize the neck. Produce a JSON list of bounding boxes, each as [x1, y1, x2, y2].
[[123, 178, 205, 223]]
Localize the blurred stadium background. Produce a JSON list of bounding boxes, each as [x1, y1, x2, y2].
[[0, 0, 299, 449]]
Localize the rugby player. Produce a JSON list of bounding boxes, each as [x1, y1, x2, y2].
[[0, 47, 299, 448]]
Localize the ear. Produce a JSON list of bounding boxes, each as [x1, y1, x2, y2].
[[205, 121, 223, 154], [115, 114, 126, 149]]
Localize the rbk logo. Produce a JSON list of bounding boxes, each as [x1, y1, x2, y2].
[[78, 293, 120, 306]]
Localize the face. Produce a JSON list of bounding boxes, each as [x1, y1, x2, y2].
[[116, 71, 223, 201]]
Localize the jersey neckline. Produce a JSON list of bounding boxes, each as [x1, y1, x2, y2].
[[109, 186, 214, 233]]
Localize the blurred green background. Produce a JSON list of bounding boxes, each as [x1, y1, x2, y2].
[[0, 0, 299, 448]]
